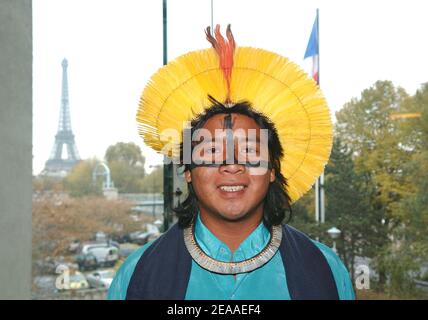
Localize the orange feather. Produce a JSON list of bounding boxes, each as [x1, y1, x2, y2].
[[205, 24, 236, 102]]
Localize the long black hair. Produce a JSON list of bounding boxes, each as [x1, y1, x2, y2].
[[174, 96, 292, 228]]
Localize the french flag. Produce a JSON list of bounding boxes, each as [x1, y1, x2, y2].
[[304, 11, 319, 84]]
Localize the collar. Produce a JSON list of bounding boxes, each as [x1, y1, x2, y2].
[[194, 213, 271, 262]]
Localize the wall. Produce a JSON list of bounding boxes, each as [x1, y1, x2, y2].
[[0, 0, 33, 299]]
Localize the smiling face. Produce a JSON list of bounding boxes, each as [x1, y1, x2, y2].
[[184, 113, 275, 223]]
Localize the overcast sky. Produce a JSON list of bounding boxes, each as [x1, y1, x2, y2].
[[32, 0, 428, 175]]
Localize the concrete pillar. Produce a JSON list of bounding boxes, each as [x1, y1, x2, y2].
[[0, 0, 33, 299]]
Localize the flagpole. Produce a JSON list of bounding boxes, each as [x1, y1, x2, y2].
[[211, 0, 214, 32], [163, 0, 173, 232], [318, 8, 325, 224], [316, 8, 320, 86], [313, 8, 325, 224]]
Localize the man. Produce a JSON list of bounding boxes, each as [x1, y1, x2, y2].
[[108, 25, 355, 300]]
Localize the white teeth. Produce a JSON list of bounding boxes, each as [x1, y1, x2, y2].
[[219, 185, 245, 192]]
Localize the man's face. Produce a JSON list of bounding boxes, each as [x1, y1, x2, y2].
[[184, 113, 275, 222]]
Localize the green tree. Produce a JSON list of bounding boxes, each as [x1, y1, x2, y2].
[[324, 137, 375, 284], [139, 165, 163, 193], [289, 189, 323, 241], [336, 80, 414, 213], [105, 142, 146, 167], [399, 83, 428, 243], [333, 80, 428, 299], [63, 158, 102, 197], [104, 142, 146, 193], [335, 81, 416, 288], [383, 83, 428, 296]]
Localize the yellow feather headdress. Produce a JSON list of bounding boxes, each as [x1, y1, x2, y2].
[[136, 25, 332, 203]]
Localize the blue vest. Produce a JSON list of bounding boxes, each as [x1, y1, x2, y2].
[[126, 223, 339, 300]]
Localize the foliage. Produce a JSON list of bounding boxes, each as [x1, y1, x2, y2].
[[332, 80, 428, 297], [33, 175, 64, 193], [32, 196, 145, 261], [63, 158, 103, 197], [323, 137, 375, 283], [104, 142, 146, 193], [139, 165, 163, 193]]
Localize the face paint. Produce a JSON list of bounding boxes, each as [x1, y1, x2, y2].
[[188, 159, 272, 170], [188, 116, 271, 173], [224, 114, 235, 165]]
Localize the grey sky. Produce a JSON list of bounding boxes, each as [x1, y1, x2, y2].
[[33, 0, 428, 175]]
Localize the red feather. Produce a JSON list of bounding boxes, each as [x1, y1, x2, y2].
[[205, 24, 236, 103]]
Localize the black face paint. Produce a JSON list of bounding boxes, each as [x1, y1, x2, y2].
[[188, 160, 272, 170], [188, 113, 272, 171], [223, 114, 235, 164]]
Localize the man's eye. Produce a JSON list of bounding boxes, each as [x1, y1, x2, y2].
[[205, 147, 220, 154], [242, 147, 257, 154]]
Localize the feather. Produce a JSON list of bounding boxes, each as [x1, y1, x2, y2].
[[205, 24, 236, 102]]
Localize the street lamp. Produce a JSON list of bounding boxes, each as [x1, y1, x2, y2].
[[327, 227, 341, 254], [149, 165, 159, 218], [175, 187, 183, 207]]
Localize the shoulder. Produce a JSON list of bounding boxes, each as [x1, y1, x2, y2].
[[311, 240, 356, 300], [107, 241, 154, 300]]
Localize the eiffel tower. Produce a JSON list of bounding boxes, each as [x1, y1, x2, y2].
[[42, 58, 80, 177]]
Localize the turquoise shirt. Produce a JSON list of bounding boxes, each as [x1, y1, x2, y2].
[[108, 214, 355, 300]]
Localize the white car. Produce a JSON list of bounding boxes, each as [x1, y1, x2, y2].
[[86, 269, 115, 289], [80, 243, 119, 267]]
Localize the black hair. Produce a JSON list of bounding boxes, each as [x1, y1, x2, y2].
[[173, 96, 292, 228]]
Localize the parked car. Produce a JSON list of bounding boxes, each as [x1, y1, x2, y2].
[[76, 243, 119, 270], [111, 233, 132, 244], [86, 269, 115, 289], [75, 252, 98, 271], [129, 231, 152, 245]]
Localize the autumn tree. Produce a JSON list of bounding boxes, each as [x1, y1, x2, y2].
[[335, 80, 428, 296], [379, 83, 428, 297], [63, 158, 102, 197], [104, 142, 146, 193], [32, 197, 147, 263], [139, 165, 163, 193]]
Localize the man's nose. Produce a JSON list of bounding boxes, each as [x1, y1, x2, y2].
[[219, 163, 245, 174]]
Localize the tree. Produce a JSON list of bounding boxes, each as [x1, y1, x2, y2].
[[336, 81, 414, 216], [33, 175, 64, 193], [63, 158, 102, 197], [324, 137, 375, 284], [105, 142, 145, 167], [335, 81, 416, 288], [104, 142, 146, 193], [289, 189, 324, 241], [333, 80, 428, 298], [383, 83, 428, 296], [32, 196, 146, 265], [139, 165, 163, 193]]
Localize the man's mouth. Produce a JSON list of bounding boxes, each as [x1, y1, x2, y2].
[[218, 185, 246, 192]]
